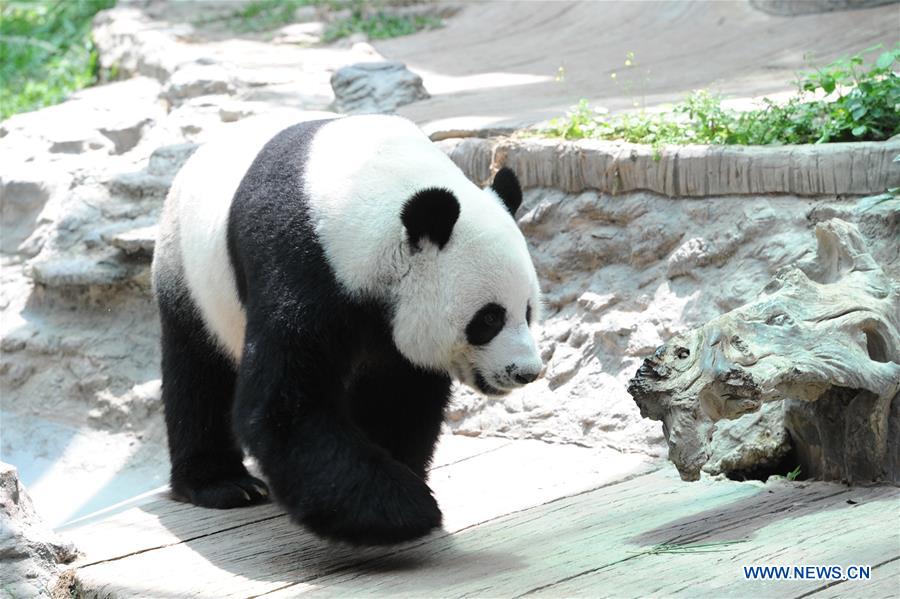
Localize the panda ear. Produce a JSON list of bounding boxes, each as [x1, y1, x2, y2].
[[401, 187, 460, 251], [490, 167, 522, 217]]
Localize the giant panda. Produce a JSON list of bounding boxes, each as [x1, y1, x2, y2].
[[151, 113, 543, 546]]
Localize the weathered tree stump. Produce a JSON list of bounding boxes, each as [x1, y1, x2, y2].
[[628, 219, 900, 483]]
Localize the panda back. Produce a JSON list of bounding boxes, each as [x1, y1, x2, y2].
[[171, 113, 335, 361]]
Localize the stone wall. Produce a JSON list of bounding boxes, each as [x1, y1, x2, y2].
[[440, 136, 900, 198]]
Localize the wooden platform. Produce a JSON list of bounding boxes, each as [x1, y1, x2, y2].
[[65, 436, 900, 598]]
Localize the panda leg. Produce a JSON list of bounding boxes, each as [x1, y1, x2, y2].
[[158, 293, 269, 509], [346, 360, 452, 479], [233, 325, 443, 545]]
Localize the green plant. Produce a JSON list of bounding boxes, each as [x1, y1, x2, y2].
[[541, 45, 900, 148], [649, 540, 747, 554], [197, 0, 320, 34], [798, 45, 900, 141], [786, 465, 802, 481], [322, 8, 441, 42], [609, 50, 651, 109], [635, 540, 748, 556], [195, 0, 442, 41], [0, 0, 116, 119], [676, 89, 736, 144], [541, 98, 693, 158], [860, 188, 900, 212]]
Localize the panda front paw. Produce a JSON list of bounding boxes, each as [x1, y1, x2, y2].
[[299, 459, 443, 546], [171, 472, 270, 509]]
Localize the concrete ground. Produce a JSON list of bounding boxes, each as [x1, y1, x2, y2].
[[378, 1, 899, 129]]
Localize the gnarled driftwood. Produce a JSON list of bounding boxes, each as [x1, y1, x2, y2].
[[628, 218, 900, 483]]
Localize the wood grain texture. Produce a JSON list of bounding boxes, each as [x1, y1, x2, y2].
[[66, 434, 510, 567], [72, 438, 654, 597], [805, 556, 900, 599], [532, 483, 899, 598], [69, 437, 898, 598], [443, 137, 900, 197], [628, 219, 900, 483], [265, 469, 764, 597]]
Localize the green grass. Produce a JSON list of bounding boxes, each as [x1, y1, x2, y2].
[[322, 9, 442, 43], [196, 0, 320, 33], [643, 540, 748, 555], [0, 0, 116, 120], [541, 44, 900, 150], [0, 0, 439, 120], [198, 0, 442, 41]]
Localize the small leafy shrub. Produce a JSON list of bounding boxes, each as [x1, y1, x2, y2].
[[204, 0, 318, 34], [0, 0, 116, 119], [200, 0, 442, 41], [322, 9, 441, 43], [542, 45, 900, 148], [794, 46, 899, 142]]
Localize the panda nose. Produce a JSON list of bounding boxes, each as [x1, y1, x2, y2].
[[514, 370, 540, 385]]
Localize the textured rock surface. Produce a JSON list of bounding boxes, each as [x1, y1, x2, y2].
[[446, 189, 897, 456], [273, 21, 326, 46], [0, 463, 78, 598], [629, 219, 900, 482], [0, 166, 72, 255], [91, 7, 197, 82], [89, 5, 389, 120], [162, 64, 235, 104], [703, 401, 792, 478], [331, 61, 429, 114], [0, 77, 165, 164]]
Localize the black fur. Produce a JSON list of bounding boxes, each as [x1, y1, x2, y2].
[[466, 302, 506, 346], [345, 348, 451, 480], [491, 167, 523, 217], [170, 119, 449, 545], [157, 273, 268, 509], [400, 187, 460, 251]]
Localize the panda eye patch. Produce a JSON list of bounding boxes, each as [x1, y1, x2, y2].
[[466, 303, 506, 346], [526, 303, 532, 325]]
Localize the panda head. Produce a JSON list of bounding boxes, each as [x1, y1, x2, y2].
[[393, 167, 542, 396]]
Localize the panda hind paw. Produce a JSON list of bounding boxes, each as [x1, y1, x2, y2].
[[172, 473, 270, 509]]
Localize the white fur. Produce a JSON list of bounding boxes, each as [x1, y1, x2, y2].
[[168, 112, 337, 361], [305, 115, 542, 386], [165, 113, 542, 391]]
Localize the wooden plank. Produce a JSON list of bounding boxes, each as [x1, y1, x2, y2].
[[524, 484, 900, 598], [66, 434, 511, 566], [429, 433, 510, 469], [74, 440, 654, 597], [261, 470, 761, 598], [69, 499, 284, 568], [426, 439, 653, 532], [804, 556, 900, 599]]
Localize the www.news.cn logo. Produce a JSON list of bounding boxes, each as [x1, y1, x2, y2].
[[743, 565, 872, 581]]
